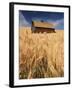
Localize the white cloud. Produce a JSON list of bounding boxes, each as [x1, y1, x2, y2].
[[47, 18, 64, 29], [53, 19, 64, 27], [19, 12, 30, 27]]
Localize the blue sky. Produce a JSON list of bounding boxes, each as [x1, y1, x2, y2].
[[19, 10, 64, 30]]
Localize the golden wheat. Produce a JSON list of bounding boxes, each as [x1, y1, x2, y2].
[[19, 27, 64, 79]]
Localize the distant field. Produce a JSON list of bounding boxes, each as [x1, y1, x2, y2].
[[19, 27, 64, 79]]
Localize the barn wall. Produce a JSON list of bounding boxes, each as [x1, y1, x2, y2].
[[32, 27, 55, 33]]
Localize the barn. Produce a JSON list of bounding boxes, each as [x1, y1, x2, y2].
[[31, 20, 55, 33]]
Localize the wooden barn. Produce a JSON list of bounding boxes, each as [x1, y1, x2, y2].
[[31, 21, 55, 33]]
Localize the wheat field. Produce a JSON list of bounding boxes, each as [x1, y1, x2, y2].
[[19, 27, 64, 79]]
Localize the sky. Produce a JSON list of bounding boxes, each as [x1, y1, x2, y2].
[[19, 10, 64, 30]]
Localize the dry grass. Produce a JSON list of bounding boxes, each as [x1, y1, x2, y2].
[[19, 27, 64, 79]]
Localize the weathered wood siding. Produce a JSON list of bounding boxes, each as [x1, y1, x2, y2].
[[32, 27, 55, 33]]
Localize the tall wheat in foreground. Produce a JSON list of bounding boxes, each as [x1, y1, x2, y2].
[[19, 27, 64, 79]]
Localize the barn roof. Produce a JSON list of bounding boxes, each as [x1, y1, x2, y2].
[[32, 21, 54, 29]]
